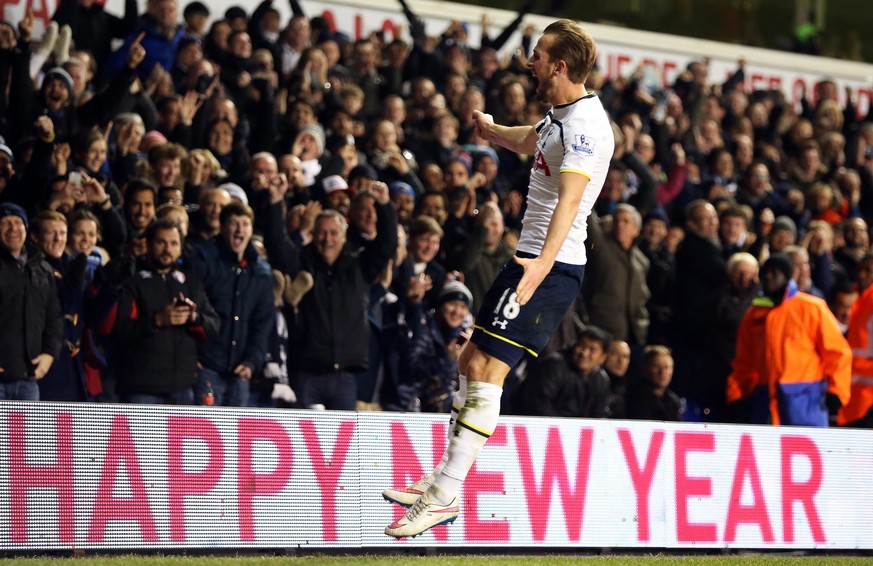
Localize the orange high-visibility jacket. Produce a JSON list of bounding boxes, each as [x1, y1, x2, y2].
[[727, 287, 851, 426], [839, 283, 873, 425]]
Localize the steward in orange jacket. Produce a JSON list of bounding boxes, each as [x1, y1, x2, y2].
[[727, 254, 851, 426], [839, 254, 873, 425]]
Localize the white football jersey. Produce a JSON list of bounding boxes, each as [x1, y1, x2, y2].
[[516, 93, 614, 265]]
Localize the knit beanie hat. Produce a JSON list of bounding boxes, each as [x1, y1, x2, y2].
[[762, 253, 794, 281], [439, 280, 473, 309], [0, 202, 29, 229], [43, 67, 74, 93]]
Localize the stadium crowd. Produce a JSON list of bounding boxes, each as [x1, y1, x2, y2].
[[0, 0, 871, 427]]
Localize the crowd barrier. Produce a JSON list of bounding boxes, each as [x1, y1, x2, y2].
[[1, 401, 872, 550]]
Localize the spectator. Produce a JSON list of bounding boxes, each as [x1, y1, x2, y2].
[[719, 205, 755, 259], [626, 345, 682, 421], [638, 207, 674, 346], [828, 280, 857, 334], [603, 339, 631, 418], [727, 254, 851, 426], [834, 217, 869, 281], [511, 326, 612, 419], [394, 215, 446, 310], [187, 202, 274, 406], [460, 202, 514, 314], [289, 184, 396, 410], [123, 179, 158, 257], [113, 219, 219, 403], [669, 199, 726, 419], [108, 0, 185, 78], [709, 252, 760, 422], [0, 203, 62, 400], [398, 280, 473, 413], [30, 211, 88, 401], [583, 204, 650, 346], [786, 244, 824, 298]]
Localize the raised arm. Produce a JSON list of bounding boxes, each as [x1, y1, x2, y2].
[[473, 109, 537, 154]]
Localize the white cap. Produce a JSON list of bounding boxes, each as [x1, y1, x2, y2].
[[322, 174, 349, 194], [218, 182, 248, 205]]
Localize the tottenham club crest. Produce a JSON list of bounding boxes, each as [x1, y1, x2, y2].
[[572, 134, 595, 155]]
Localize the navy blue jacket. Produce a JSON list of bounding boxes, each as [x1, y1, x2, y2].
[[186, 237, 274, 375]]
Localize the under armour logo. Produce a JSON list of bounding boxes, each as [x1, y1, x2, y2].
[[492, 317, 508, 329]]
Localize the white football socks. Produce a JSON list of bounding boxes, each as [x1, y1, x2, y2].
[[426, 375, 467, 482], [429, 381, 503, 505]]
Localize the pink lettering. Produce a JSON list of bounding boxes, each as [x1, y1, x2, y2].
[[87, 414, 157, 543], [299, 419, 355, 542], [515, 425, 593, 541], [167, 416, 224, 542], [617, 428, 665, 542], [674, 431, 716, 543], [781, 435, 825, 543], [237, 418, 293, 541], [724, 434, 773, 543], [9, 411, 75, 543], [464, 424, 509, 542]]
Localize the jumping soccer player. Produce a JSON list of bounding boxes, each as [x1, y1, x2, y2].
[[383, 19, 615, 538]]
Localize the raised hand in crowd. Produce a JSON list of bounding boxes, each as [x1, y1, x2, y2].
[[0, 20, 16, 49], [81, 172, 112, 210], [180, 90, 204, 125], [34, 115, 54, 142], [126, 31, 147, 69], [116, 121, 140, 157], [18, 6, 33, 44], [288, 200, 322, 241], [407, 273, 433, 305], [267, 173, 290, 204], [363, 179, 390, 205], [52, 143, 71, 175]]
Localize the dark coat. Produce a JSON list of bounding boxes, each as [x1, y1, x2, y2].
[[114, 262, 219, 395], [39, 253, 116, 401], [397, 302, 463, 413], [511, 350, 612, 418], [626, 381, 683, 422], [0, 244, 63, 382], [583, 216, 650, 344], [187, 238, 275, 374], [290, 203, 397, 373]]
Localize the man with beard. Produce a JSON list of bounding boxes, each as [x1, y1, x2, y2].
[[113, 219, 219, 403], [123, 180, 158, 258], [384, 19, 613, 538]]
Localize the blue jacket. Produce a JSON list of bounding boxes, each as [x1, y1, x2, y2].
[[107, 16, 184, 78], [186, 238, 274, 375], [397, 302, 462, 413]]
